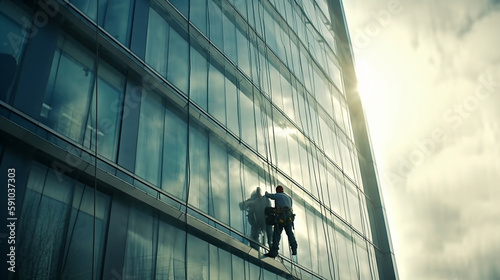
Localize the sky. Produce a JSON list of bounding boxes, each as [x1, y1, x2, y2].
[[341, 0, 500, 279]]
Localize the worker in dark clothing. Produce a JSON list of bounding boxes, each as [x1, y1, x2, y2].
[[264, 185, 297, 258], [239, 187, 273, 249]]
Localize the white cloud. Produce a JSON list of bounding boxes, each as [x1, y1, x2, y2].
[[344, 0, 500, 279]]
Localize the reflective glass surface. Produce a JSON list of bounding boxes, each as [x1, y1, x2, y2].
[[0, 0, 393, 278]]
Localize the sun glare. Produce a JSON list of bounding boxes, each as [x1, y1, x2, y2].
[[353, 58, 388, 146], [355, 59, 377, 101]]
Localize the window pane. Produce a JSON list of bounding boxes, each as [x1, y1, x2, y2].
[[240, 92, 256, 149], [225, 77, 239, 135], [70, 0, 133, 45], [242, 163, 259, 241], [42, 40, 95, 144], [62, 185, 110, 280], [189, 123, 209, 212], [186, 234, 209, 280], [245, 261, 261, 279], [83, 62, 125, 161], [146, 8, 168, 77], [281, 77, 295, 122], [232, 255, 245, 279], [330, 168, 347, 219], [190, 47, 208, 109], [208, 0, 223, 50], [17, 162, 110, 280], [156, 218, 186, 279], [167, 26, 189, 93], [102, 0, 134, 45], [161, 102, 188, 201], [209, 136, 229, 223], [306, 209, 319, 273], [274, 121, 290, 175], [0, 7, 27, 102], [208, 60, 226, 124], [135, 92, 164, 186], [70, 0, 105, 23], [190, 0, 207, 33], [236, 28, 250, 77], [123, 206, 155, 279], [169, 0, 189, 17], [292, 201, 309, 265], [210, 245, 232, 279], [222, 12, 237, 63], [269, 65, 283, 109], [18, 163, 73, 279], [254, 95, 267, 155], [288, 136, 303, 186], [299, 143, 312, 194], [346, 181, 362, 231], [355, 236, 373, 280], [228, 154, 245, 234]]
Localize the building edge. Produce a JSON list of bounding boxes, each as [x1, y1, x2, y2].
[[328, 0, 400, 279]]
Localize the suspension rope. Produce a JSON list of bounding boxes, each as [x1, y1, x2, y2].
[[92, 1, 100, 279], [184, 1, 193, 279], [60, 183, 86, 274]]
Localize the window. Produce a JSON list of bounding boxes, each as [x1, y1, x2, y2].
[[135, 91, 188, 200], [0, 5, 28, 103], [123, 204, 186, 279], [41, 36, 124, 161], [222, 12, 237, 63], [162, 102, 188, 200], [146, 7, 188, 93], [190, 0, 207, 33], [135, 92, 164, 186], [208, 136, 229, 224], [146, 8, 168, 77], [208, 59, 226, 124], [190, 46, 208, 109], [167, 26, 189, 93], [83, 62, 124, 161], [186, 234, 209, 279], [225, 76, 239, 135], [123, 207, 155, 278], [240, 92, 257, 150], [188, 123, 209, 212], [208, 0, 223, 50], [17, 161, 110, 280], [70, 0, 135, 45]]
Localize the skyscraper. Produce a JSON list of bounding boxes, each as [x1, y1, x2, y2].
[[0, 0, 398, 279]]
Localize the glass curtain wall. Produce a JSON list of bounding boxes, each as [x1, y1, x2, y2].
[[0, 0, 390, 279], [10, 158, 296, 280], [41, 36, 124, 162], [16, 161, 110, 280]]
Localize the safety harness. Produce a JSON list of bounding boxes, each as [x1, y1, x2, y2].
[[265, 206, 295, 226]]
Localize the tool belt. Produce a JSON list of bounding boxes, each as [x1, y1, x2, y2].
[[265, 207, 295, 225]]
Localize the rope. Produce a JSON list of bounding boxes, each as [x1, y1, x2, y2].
[[60, 183, 85, 274], [184, 1, 193, 279], [92, 1, 100, 278]]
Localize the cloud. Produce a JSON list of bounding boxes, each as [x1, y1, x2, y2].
[[392, 122, 500, 279], [343, 1, 500, 279]]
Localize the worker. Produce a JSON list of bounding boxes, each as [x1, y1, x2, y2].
[[264, 185, 297, 257]]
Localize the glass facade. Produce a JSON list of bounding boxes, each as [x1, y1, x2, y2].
[[0, 0, 397, 279]]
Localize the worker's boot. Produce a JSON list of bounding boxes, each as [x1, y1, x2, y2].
[[264, 249, 278, 258]]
